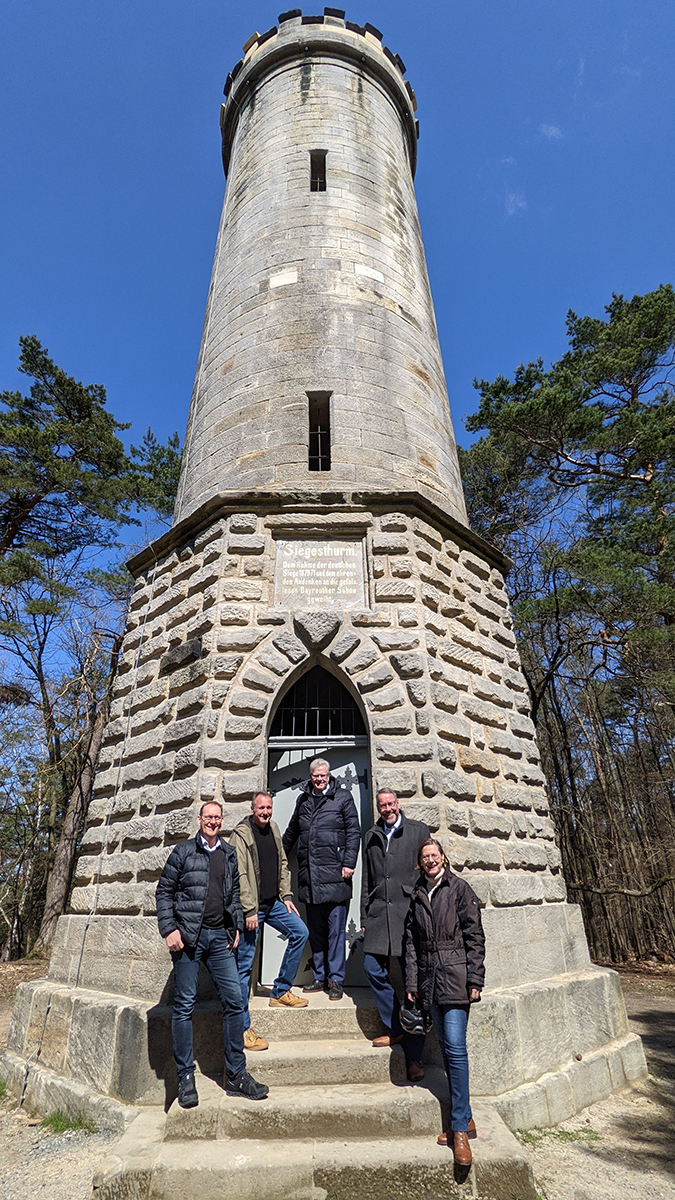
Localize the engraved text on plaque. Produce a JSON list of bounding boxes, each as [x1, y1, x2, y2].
[[274, 540, 365, 609]]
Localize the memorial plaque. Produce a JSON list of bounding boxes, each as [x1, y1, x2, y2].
[[274, 539, 365, 609]]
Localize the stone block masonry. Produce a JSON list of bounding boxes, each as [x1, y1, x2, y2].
[[71, 498, 563, 920]]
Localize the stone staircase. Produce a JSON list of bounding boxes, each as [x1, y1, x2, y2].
[[92, 989, 536, 1200]]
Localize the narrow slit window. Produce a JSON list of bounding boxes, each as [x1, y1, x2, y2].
[[308, 391, 331, 471], [310, 149, 327, 192]]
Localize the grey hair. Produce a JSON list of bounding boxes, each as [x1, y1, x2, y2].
[[309, 757, 330, 774], [199, 800, 223, 816], [251, 792, 273, 807], [376, 789, 398, 803]]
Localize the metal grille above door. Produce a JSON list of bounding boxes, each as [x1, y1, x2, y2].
[[270, 666, 365, 739]]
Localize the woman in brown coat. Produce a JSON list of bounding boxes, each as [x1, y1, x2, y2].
[[404, 838, 485, 1166]]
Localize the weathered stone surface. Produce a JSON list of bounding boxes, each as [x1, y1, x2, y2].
[[445, 802, 471, 833], [241, 666, 277, 692], [421, 768, 477, 801], [470, 806, 513, 838], [365, 685, 406, 711], [330, 632, 361, 662], [502, 842, 549, 871], [449, 837, 503, 871], [230, 689, 269, 715], [402, 802, 439, 831], [371, 712, 413, 735], [258, 649, 292, 676], [227, 534, 266, 555], [371, 534, 409, 555], [218, 629, 267, 652], [159, 638, 202, 676], [203, 742, 262, 769], [345, 645, 380, 674], [406, 680, 427, 707], [490, 873, 546, 906], [220, 770, 265, 801], [496, 784, 537, 811], [213, 654, 243, 679], [293, 611, 341, 650], [434, 712, 472, 744], [371, 632, 419, 652], [372, 768, 417, 797], [219, 604, 250, 625], [229, 513, 257, 533], [389, 652, 424, 678], [456, 746, 500, 776], [272, 630, 307, 663], [374, 580, 416, 602], [224, 716, 263, 738], [221, 580, 263, 601], [375, 736, 433, 762], [357, 663, 394, 692], [430, 681, 459, 713]]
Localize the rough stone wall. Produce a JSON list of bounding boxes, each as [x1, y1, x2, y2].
[[175, 16, 466, 526], [72, 504, 565, 920]]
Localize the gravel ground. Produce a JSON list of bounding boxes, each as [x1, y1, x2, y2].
[[0, 1109, 117, 1200], [0, 959, 673, 1199]]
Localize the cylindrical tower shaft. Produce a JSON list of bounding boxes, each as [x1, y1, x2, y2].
[[174, 15, 467, 526]]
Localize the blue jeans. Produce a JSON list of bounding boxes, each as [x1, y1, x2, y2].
[[430, 1003, 471, 1132], [171, 926, 246, 1082], [363, 952, 425, 1063], [235, 900, 308, 1028], [306, 902, 348, 985]]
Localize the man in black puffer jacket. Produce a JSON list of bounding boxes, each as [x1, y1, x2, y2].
[[156, 800, 268, 1108], [282, 758, 360, 1000]]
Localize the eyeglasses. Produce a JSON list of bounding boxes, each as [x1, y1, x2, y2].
[[420, 854, 442, 863], [200, 817, 222, 826]]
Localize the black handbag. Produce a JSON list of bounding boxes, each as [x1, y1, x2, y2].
[[399, 999, 432, 1036]]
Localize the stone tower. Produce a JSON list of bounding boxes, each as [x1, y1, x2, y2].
[[3, 10, 644, 1138]]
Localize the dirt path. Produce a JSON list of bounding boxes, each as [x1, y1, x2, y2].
[[519, 977, 675, 1200], [0, 960, 673, 1198]]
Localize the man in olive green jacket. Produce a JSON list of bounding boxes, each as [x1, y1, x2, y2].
[[231, 792, 309, 1050]]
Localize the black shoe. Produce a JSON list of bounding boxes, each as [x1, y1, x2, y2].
[[226, 1071, 269, 1101], [302, 979, 325, 993], [177, 1071, 198, 1108], [327, 979, 343, 1000]]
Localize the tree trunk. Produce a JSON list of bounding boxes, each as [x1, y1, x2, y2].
[[33, 637, 121, 953]]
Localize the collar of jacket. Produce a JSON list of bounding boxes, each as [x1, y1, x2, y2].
[[195, 834, 226, 855], [414, 865, 452, 910], [368, 809, 407, 845]]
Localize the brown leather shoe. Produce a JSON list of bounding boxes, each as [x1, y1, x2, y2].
[[452, 1131, 472, 1166], [437, 1118, 476, 1146], [406, 1060, 425, 1082], [243, 1027, 269, 1051], [372, 1034, 404, 1047]]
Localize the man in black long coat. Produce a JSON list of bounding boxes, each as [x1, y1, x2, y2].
[[360, 789, 430, 1079], [282, 757, 360, 1001]]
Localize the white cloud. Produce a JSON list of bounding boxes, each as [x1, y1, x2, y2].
[[505, 190, 526, 218], [539, 123, 563, 141]]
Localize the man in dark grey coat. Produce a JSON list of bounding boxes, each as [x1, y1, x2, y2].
[[282, 757, 360, 1001], [360, 789, 430, 1079]]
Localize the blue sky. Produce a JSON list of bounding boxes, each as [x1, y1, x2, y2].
[[1, 0, 673, 453]]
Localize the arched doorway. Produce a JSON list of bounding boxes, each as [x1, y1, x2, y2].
[[261, 665, 371, 987]]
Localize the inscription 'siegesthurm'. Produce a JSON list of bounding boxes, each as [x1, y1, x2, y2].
[[274, 540, 365, 609]]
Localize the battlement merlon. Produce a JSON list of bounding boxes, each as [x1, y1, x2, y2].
[[220, 14, 419, 178]]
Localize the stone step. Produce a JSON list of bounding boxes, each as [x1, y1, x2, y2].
[[165, 1070, 447, 1141], [247, 986, 382, 1042], [239, 1036, 407, 1088], [93, 1104, 537, 1200]]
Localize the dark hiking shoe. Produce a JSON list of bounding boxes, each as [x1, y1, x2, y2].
[[302, 979, 325, 993], [327, 979, 344, 1000], [226, 1070, 269, 1100], [177, 1072, 198, 1108]]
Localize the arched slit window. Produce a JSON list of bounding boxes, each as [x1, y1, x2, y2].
[[270, 666, 365, 739]]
